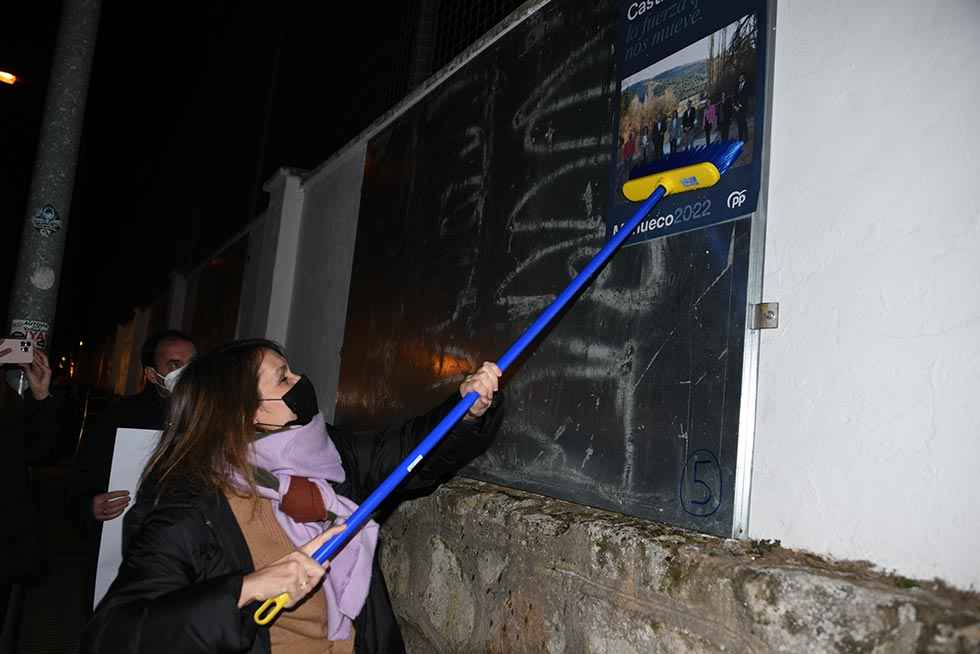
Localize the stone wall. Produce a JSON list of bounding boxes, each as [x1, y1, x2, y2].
[[380, 479, 980, 653]]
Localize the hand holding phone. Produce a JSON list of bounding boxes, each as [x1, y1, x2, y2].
[[1, 343, 52, 400], [23, 349, 52, 400]]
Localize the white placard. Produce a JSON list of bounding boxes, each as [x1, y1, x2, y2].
[[92, 428, 161, 608]]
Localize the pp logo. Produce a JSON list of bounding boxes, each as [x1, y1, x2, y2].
[[727, 189, 748, 209]]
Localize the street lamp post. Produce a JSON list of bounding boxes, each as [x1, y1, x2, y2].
[[6, 0, 101, 393]]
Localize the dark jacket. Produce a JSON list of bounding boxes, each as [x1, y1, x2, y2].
[[81, 392, 503, 654], [68, 385, 168, 536], [719, 96, 734, 126], [0, 385, 60, 582], [682, 106, 696, 131]]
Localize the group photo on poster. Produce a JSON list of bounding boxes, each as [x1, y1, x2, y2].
[[616, 12, 758, 192], [608, 0, 767, 244]]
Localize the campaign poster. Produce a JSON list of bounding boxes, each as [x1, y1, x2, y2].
[[608, 0, 768, 244]]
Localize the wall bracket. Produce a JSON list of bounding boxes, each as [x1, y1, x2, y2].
[[750, 302, 779, 330]]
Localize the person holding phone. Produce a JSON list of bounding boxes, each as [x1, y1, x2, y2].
[[0, 348, 57, 633]]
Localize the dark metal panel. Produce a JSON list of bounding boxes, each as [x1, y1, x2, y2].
[[336, 0, 750, 536]]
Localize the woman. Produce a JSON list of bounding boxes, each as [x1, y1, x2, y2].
[[622, 128, 636, 165], [82, 339, 503, 653], [703, 99, 716, 146]]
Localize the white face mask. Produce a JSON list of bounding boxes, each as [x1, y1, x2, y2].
[[152, 365, 187, 395]]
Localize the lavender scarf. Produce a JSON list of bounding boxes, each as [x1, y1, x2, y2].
[[240, 413, 378, 641]]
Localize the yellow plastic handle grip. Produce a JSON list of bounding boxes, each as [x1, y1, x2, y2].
[[254, 592, 290, 625]]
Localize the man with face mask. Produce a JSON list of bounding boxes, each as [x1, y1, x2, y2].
[[67, 329, 196, 618]]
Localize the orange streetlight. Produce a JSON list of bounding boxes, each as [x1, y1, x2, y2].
[[0, 71, 17, 85]]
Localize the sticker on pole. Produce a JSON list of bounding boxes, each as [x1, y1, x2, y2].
[[10, 319, 49, 351], [32, 204, 63, 237]]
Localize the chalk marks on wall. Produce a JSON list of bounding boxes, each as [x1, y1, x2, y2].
[[340, 0, 748, 535]]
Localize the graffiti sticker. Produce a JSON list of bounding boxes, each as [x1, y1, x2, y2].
[[10, 318, 49, 351], [32, 204, 63, 236]]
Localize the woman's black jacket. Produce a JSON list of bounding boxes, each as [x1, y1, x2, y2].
[[81, 393, 503, 654]]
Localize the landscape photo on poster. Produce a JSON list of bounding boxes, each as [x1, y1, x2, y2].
[[615, 12, 758, 187]]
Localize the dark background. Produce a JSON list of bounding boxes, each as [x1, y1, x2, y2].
[[3, 0, 752, 534], [1, 0, 526, 360]]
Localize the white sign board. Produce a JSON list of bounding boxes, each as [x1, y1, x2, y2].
[[92, 428, 161, 608]]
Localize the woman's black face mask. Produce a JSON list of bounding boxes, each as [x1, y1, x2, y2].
[[259, 374, 319, 428]]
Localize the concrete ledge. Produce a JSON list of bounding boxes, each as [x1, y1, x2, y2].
[[380, 479, 980, 653]]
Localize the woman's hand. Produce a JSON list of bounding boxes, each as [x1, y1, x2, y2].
[[238, 524, 346, 608], [20, 349, 52, 400], [460, 362, 501, 420]]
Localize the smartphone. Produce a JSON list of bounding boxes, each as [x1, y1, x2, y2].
[[0, 338, 35, 365]]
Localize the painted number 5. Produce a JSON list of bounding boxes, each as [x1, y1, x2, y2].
[[680, 449, 722, 517]]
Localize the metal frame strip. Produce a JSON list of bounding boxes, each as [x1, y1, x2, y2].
[[732, 0, 778, 539]]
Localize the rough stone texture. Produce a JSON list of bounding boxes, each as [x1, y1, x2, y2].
[[379, 479, 980, 653]]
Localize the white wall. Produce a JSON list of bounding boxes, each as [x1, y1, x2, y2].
[[285, 145, 367, 423], [749, 0, 980, 590]]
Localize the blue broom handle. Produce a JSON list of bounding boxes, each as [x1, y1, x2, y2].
[[497, 185, 667, 371], [311, 184, 667, 565], [311, 392, 477, 564]]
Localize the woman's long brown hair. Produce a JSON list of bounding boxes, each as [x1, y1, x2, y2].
[[140, 339, 286, 496]]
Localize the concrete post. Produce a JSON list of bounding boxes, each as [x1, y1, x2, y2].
[[7, 0, 101, 391], [234, 168, 306, 343], [263, 169, 306, 344]]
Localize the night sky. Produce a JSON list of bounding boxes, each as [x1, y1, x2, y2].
[[2, 1, 414, 355]]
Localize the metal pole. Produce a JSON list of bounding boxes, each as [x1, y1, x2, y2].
[[6, 0, 102, 392]]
